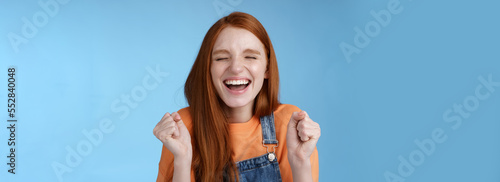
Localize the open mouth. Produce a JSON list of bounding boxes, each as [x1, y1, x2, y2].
[[224, 79, 251, 91]]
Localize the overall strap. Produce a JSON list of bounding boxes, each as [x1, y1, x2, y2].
[[260, 112, 278, 145], [235, 113, 282, 181]]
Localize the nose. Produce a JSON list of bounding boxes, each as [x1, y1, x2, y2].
[[229, 57, 244, 74]]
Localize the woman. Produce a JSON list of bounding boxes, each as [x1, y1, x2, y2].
[[153, 12, 321, 182]]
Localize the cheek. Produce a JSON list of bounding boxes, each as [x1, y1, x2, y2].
[[249, 62, 267, 79], [211, 63, 222, 81]]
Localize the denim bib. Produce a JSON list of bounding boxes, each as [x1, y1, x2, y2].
[[236, 113, 282, 182]]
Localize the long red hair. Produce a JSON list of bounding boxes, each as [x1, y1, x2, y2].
[[183, 12, 280, 181]]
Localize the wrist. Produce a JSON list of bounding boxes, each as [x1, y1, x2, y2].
[[174, 148, 192, 167], [289, 157, 311, 171], [288, 152, 310, 167], [174, 155, 192, 166], [172, 151, 192, 182], [289, 157, 313, 182], [174, 156, 192, 167]]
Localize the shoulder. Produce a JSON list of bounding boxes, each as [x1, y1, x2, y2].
[[275, 104, 301, 115], [273, 104, 301, 128], [177, 107, 191, 121]]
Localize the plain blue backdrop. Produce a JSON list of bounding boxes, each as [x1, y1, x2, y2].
[[1, 0, 499, 181]]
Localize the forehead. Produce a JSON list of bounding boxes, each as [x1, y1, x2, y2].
[[212, 26, 265, 53]]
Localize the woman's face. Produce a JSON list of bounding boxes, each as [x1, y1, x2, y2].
[[211, 26, 268, 109]]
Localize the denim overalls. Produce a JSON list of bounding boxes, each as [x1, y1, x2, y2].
[[236, 113, 282, 182]]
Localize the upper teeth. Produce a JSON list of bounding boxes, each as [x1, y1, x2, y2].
[[225, 80, 249, 85]]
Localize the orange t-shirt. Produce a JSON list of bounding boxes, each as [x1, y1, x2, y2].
[[156, 104, 319, 182]]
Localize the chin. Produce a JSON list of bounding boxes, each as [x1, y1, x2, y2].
[[222, 97, 253, 109]]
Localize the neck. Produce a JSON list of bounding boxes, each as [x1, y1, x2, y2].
[[225, 102, 254, 123]]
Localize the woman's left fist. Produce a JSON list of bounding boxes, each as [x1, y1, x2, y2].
[[286, 111, 321, 163]]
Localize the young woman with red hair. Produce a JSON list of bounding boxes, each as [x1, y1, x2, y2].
[[153, 12, 321, 182]]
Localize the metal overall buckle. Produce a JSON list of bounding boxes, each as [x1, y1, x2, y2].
[[262, 140, 278, 161]]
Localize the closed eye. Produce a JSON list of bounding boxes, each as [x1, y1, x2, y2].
[[215, 58, 228, 61], [245, 56, 257, 59]]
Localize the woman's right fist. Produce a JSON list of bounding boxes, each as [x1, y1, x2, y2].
[[153, 112, 192, 159]]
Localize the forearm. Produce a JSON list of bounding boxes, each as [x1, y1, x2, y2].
[[172, 155, 192, 182], [290, 159, 313, 182]]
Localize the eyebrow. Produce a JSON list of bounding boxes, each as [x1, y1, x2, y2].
[[212, 49, 230, 55], [212, 49, 262, 55], [243, 49, 261, 55]]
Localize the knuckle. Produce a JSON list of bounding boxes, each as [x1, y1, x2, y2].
[[299, 130, 307, 137], [165, 125, 177, 132], [154, 122, 162, 129], [165, 121, 175, 128], [298, 122, 306, 130], [157, 133, 164, 140]]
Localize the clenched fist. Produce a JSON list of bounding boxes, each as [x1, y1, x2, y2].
[[286, 111, 321, 164], [153, 112, 192, 159]]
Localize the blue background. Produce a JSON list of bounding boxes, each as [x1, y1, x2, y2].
[[1, 0, 500, 181]]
